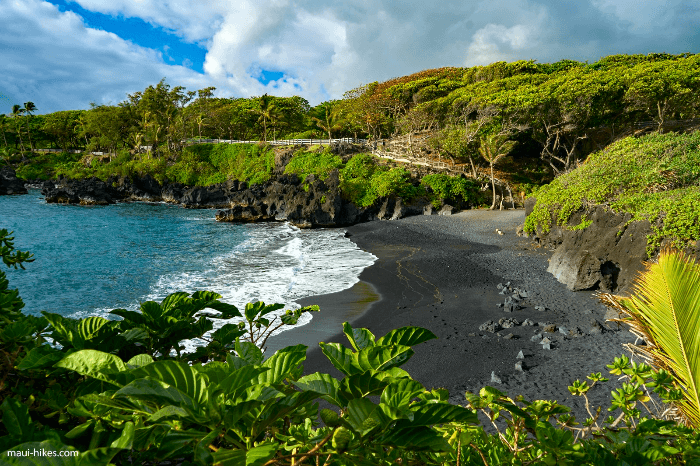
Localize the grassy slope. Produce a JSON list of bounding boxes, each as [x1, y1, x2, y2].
[[524, 131, 700, 255]]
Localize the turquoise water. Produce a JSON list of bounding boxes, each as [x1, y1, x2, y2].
[[1, 191, 376, 342]]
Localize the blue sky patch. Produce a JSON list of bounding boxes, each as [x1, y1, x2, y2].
[[47, 0, 207, 73], [257, 70, 285, 85]]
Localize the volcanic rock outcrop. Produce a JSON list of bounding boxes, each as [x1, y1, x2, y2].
[[0, 167, 28, 195]]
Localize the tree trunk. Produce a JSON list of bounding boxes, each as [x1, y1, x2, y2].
[[490, 163, 497, 210], [468, 156, 477, 178]]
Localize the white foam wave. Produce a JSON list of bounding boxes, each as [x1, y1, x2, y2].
[[89, 222, 376, 354]]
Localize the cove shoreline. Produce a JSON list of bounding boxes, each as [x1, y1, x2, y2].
[[268, 210, 637, 421]]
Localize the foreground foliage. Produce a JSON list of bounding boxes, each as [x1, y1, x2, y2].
[[601, 247, 700, 428], [2, 233, 700, 465]]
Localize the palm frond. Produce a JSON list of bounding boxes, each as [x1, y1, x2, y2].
[[599, 246, 700, 427]]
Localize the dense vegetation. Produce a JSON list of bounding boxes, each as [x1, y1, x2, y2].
[[524, 132, 700, 256], [2, 53, 698, 188], [3, 232, 700, 465]]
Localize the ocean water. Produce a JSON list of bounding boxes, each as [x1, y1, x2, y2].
[[0, 190, 376, 349]]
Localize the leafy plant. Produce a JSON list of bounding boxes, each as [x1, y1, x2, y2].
[[600, 247, 700, 428]]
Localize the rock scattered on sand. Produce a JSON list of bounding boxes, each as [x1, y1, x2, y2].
[[491, 371, 502, 384], [517, 350, 525, 359], [522, 318, 535, 326], [535, 305, 547, 312], [499, 317, 520, 328], [479, 320, 501, 333], [542, 324, 557, 333], [530, 334, 543, 342], [515, 361, 525, 372]]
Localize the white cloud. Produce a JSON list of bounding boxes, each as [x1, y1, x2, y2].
[[0, 0, 206, 113], [2, 0, 699, 114]]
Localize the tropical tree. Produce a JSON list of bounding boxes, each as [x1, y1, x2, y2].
[[311, 101, 343, 140], [478, 132, 516, 210], [600, 247, 700, 428], [22, 102, 37, 151], [253, 93, 277, 142], [624, 56, 700, 131], [10, 105, 25, 152], [0, 114, 9, 147]]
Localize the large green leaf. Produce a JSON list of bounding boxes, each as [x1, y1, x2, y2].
[[601, 248, 700, 428], [401, 403, 478, 426], [204, 301, 242, 319], [160, 291, 191, 313], [253, 391, 321, 435], [212, 443, 277, 466], [319, 342, 360, 376], [255, 345, 307, 385], [354, 345, 414, 372], [148, 406, 190, 422], [114, 377, 202, 415], [375, 326, 437, 347], [1, 398, 32, 441], [130, 360, 209, 406], [54, 349, 126, 385], [218, 365, 270, 399], [380, 379, 425, 409], [195, 361, 230, 385], [378, 426, 451, 451], [293, 372, 344, 407], [41, 312, 77, 347], [110, 421, 134, 449], [17, 345, 63, 371], [212, 324, 245, 345], [223, 400, 264, 427], [109, 309, 146, 327], [77, 316, 111, 342], [339, 371, 390, 401], [155, 429, 208, 459], [126, 353, 154, 368], [235, 340, 264, 365], [140, 300, 165, 322], [78, 393, 150, 415], [346, 398, 389, 436], [342, 322, 376, 351]]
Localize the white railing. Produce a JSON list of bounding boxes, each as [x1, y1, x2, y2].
[[183, 137, 367, 146]]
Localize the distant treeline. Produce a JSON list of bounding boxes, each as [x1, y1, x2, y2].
[[1, 53, 698, 175]]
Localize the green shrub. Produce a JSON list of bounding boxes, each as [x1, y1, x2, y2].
[[284, 148, 343, 181], [421, 173, 480, 207], [525, 132, 700, 256], [339, 153, 420, 207]]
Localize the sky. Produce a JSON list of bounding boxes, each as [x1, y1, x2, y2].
[[1, 0, 699, 115]]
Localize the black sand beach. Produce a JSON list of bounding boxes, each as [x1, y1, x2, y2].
[[268, 210, 637, 421]]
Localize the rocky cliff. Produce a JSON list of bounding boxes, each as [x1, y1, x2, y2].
[[0, 167, 28, 195], [39, 171, 434, 228], [525, 198, 699, 293]]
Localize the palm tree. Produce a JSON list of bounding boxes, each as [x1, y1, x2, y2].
[[0, 114, 9, 147], [312, 103, 342, 140], [478, 133, 516, 210], [23, 101, 37, 151], [254, 94, 276, 142], [11, 105, 25, 152], [600, 247, 700, 428]]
